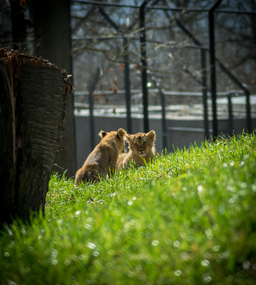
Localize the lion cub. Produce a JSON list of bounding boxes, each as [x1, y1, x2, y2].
[[116, 130, 156, 170], [75, 128, 126, 185]]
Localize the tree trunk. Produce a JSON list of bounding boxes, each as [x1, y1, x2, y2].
[[11, 0, 27, 51], [0, 49, 73, 225], [31, 0, 77, 177]]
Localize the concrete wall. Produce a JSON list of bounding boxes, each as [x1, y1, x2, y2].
[[75, 114, 255, 169]]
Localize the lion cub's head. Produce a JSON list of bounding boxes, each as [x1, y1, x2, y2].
[[126, 130, 155, 157], [99, 128, 126, 154]]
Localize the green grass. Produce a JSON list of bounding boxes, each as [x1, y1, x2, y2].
[[1, 133, 256, 284]]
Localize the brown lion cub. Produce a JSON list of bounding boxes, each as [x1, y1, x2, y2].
[[116, 130, 156, 170], [75, 128, 126, 185]]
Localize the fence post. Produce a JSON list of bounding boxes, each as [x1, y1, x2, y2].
[[139, 0, 150, 133], [201, 49, 210, 140], [209, 0, 223, 140], [88, 67, 100, 151], [245, 90, 252, 133], [227, 92, 234, 136], [123, 37, 132, 134], [160, 89, 168, 151]]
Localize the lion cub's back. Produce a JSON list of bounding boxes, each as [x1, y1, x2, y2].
[[75, 128, 126, 185]]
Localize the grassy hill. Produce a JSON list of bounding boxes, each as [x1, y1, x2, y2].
[[0, 132, 256, 284]]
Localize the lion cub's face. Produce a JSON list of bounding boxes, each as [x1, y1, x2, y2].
[[127, 130, 155, 157]]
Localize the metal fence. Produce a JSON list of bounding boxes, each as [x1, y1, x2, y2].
[[72, 0, 255, 151], [74, 88, 255, 152]]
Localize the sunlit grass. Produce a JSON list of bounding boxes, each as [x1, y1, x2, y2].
[[1, 132, 256, 284]]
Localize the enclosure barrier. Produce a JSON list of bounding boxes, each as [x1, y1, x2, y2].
[[73, 0, 255, 146]]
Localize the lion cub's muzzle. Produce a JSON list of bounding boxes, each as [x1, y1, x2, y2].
[[138, 148, 146, 156]]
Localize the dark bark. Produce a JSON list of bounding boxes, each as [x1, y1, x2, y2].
[[31, 0, 76, 177], [0, 49, 73, 225]]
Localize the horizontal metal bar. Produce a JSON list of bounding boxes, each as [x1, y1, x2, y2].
[[73, 0, 139, 8], [168, 127, 213, 133], [74, 89, 244, 97], [162, 90, 244, 97], [168, 127, 230, 134], [215, 9, 256, 14], [73, 1, 209, 12], [74, 89, 158, 95], [72, 1, 256, 14], [74, 90, 204, 96]]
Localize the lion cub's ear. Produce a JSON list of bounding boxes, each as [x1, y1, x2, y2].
[[126, 134, 133, 143], [99, 130, 108, 138], [147, 130, 156, 141], [117, 128, 126, 139]]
